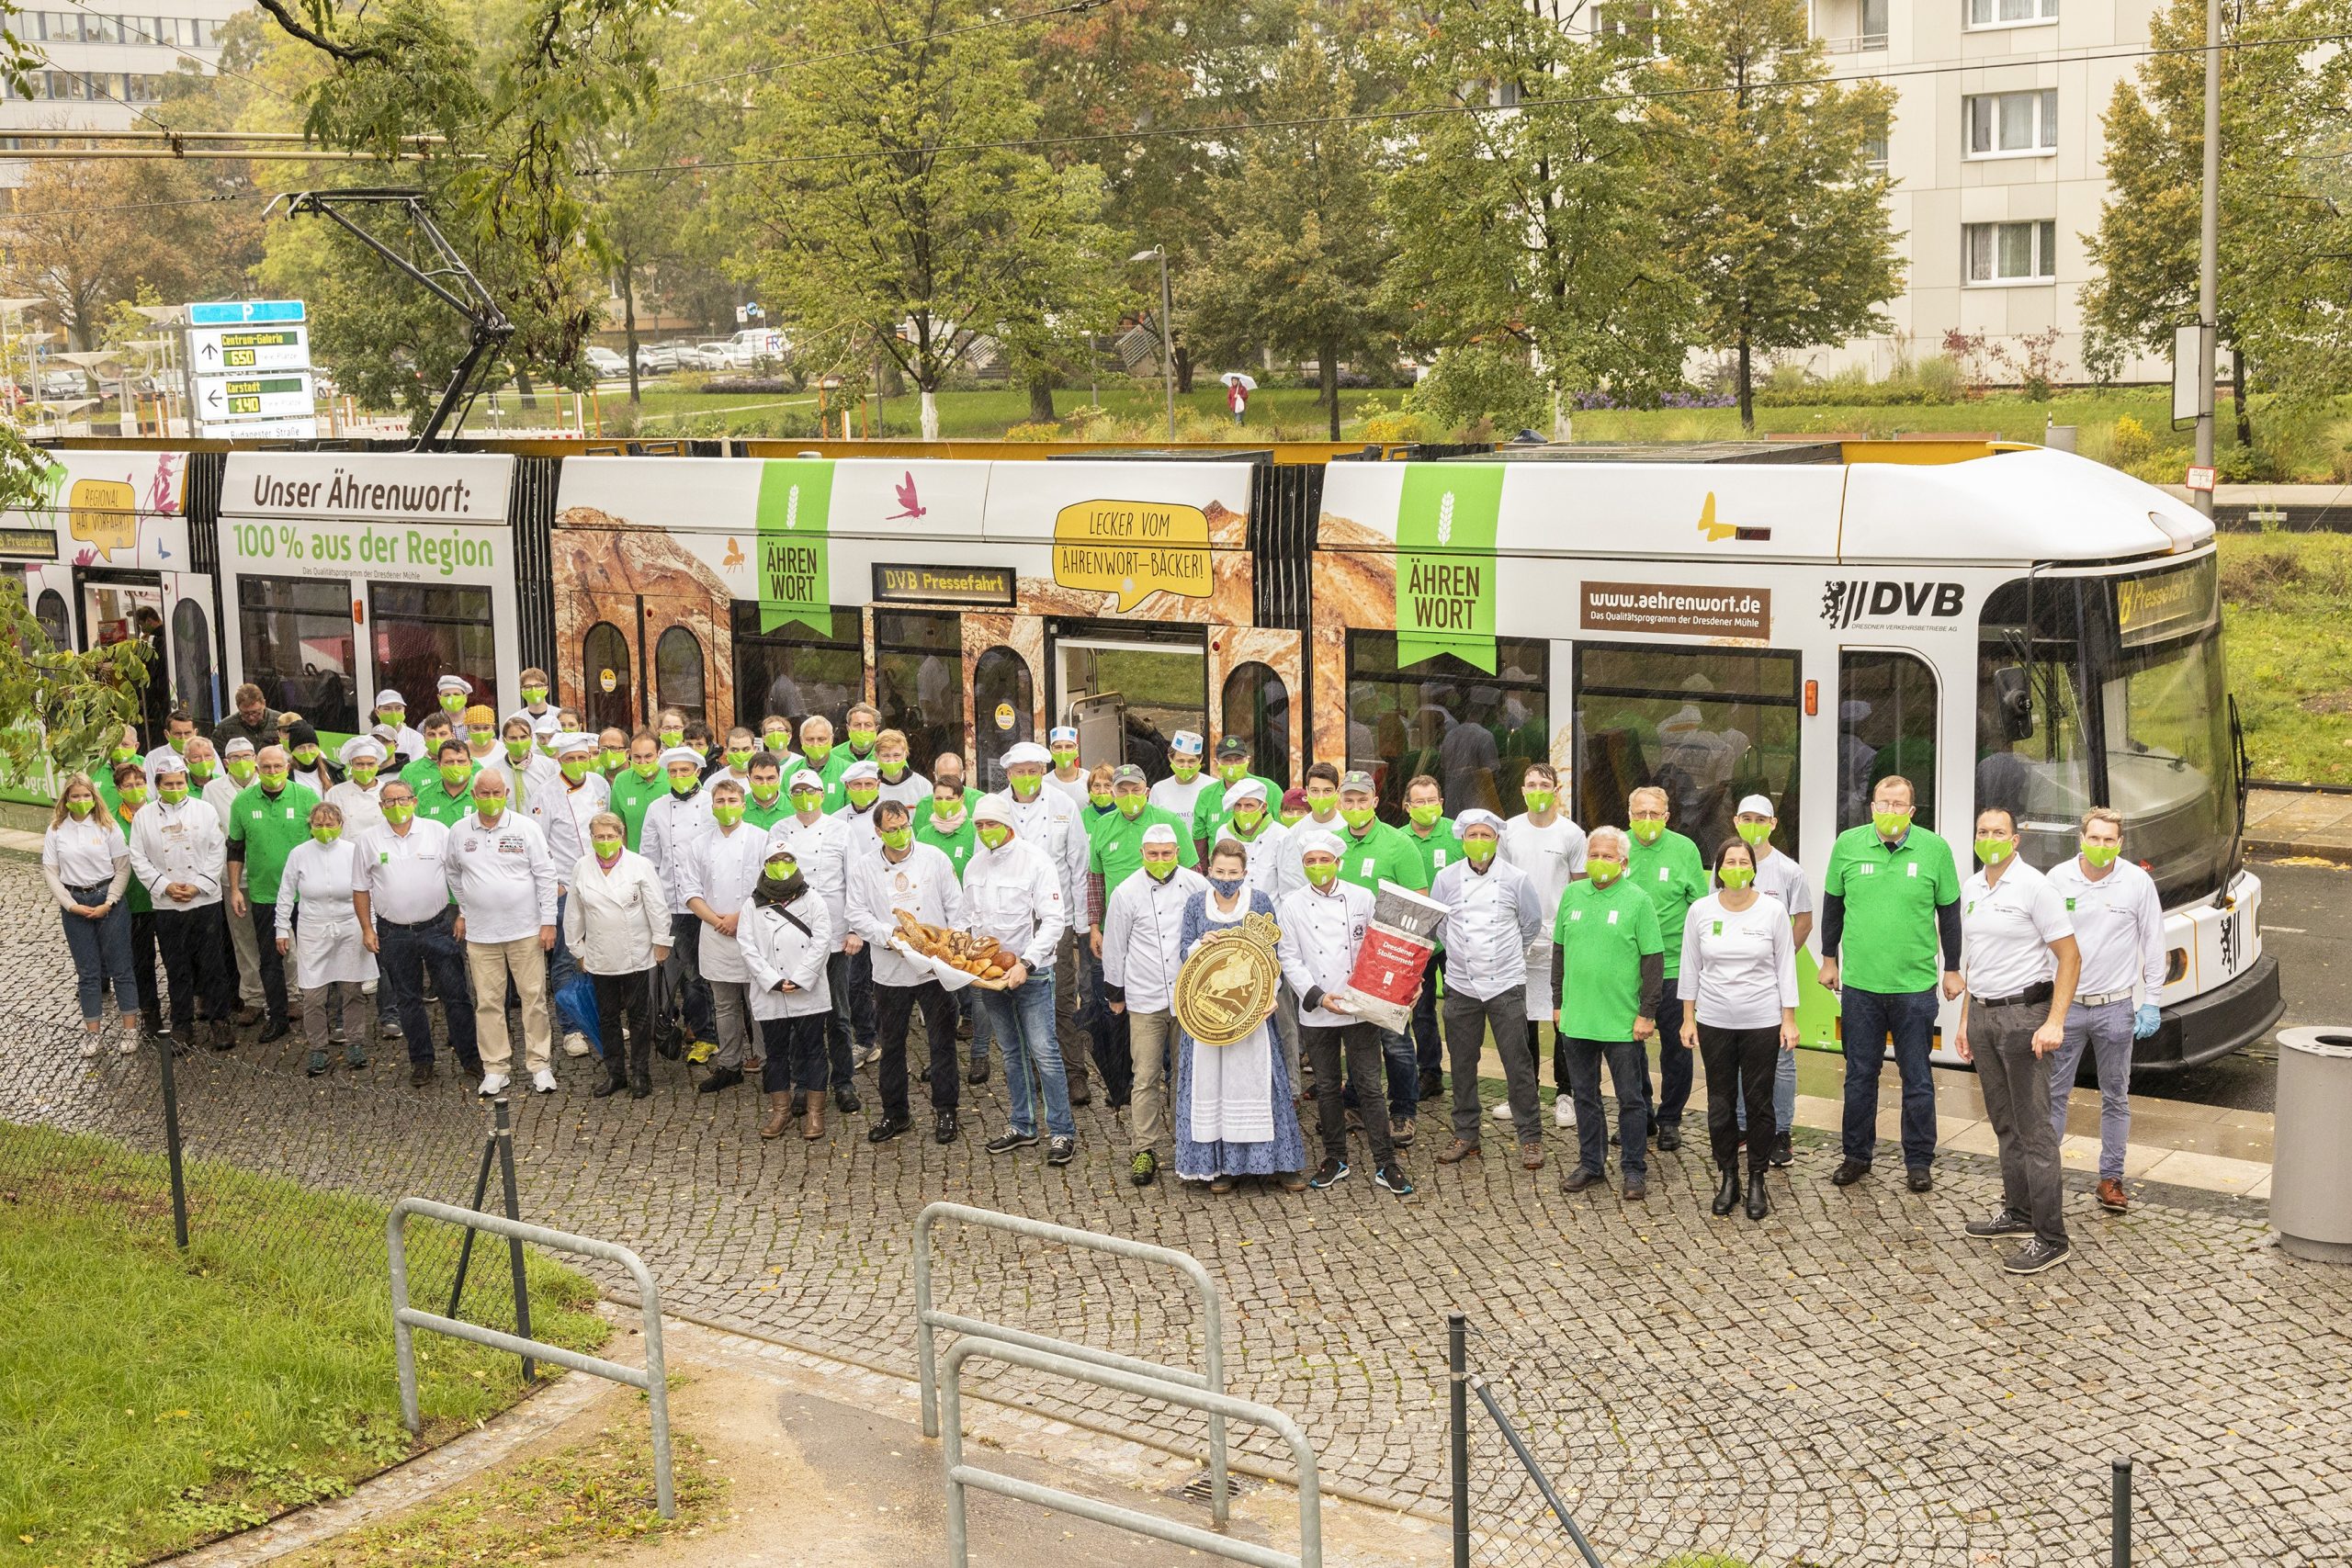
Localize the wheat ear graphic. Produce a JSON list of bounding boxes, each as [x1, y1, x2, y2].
[[786, 484, 801, 528], [1437, 491, 1454, 546]]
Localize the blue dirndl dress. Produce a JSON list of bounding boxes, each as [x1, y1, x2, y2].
[[1170, 887, 1306, 1180]]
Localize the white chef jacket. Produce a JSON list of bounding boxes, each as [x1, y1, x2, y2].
[[961, 835, 1067, 971], [129, 795, 225, 910], [442, 810, 558, 945], [739, 889, 833, 1019], [1961, 858, 2075, 999], [1045, 769, 1091, 814], [1276, 879, 1374, 1029], [484, 750, 560, 815], [1148, 773, 1210, 829], [876, 767, 930, 811], [1679, 892, 1800, 1028], [1272, 811, 1346, 898], [833, 800, 886, 854], [1102, 865, 1208, 1014], [640, 788, 715, 915], [770, 813, 854, 953], [997, 785, 1086, 911], [562, 850, 670, 975], [44, 816, 127, 889], [1429, 857, 1544, 1000], [527, 773, 611, 885], [380, 721, 428, 767], [1504, 812, 1588, 1020], [2042, 855, 2165, 1000], [684, 821, 770, 982], [277, 837, 379, 985], [353, 818, 455, 925], [324, 779, 388, 841], [1222, 819, 1289, 898], [847, 841, 967, 988]]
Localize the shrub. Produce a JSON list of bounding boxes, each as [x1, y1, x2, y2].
[[1002, 421, 1064, 443], [2109, 414, 2160, 468], [1407, 344, 1550, 437], [1351, 398, 1432, 443]]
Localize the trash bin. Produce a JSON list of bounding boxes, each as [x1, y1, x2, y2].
[[2272, 1027, 2352, 1263]]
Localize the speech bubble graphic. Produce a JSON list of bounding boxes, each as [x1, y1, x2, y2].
[[1051, 499, 1211, 612], [68, 478, 139, 563]]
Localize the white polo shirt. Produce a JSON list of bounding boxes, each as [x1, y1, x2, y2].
[[1679, 892, 1799, 1028], [355, 818, 456, 925], [1960, 857, 2075, 999], [1749, 848, 1814, 933], [442, 810, 558, 944], [2043, 855, 2166, 1000]]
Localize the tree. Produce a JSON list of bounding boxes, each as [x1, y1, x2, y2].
[[0, 432, 149, 773], [1384, 0, 1695, 415], [1186, 27, 1396, 439], [2081, 0, 2350, 448], [732, 0, 1121, 439], [1645, 0, 1902, 432]]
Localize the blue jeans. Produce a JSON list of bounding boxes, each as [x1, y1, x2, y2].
[[548, 889, 586, 1041], [1337, 1025, 1417, 1119], [960, 985, 994, 1066], [61, 886, 138, 1021], [1838, 986, 1940, 1168], [983, 970, 1074, 1139], [2048, 997, 2132, 1179], [1565, 1036, 1649, 1181], [379, 908, 478, 1066], [1641, 975, 1690, 1128]]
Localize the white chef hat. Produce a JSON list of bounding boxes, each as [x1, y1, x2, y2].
[[557, 732, 598, 758], [1297, 829, 1343, 859], [532, 711, 561, 738], [1141, 822, 1180, 847], [143, 746, 187, 778], [374, 689, 406, 710], [1455, 808, 1503, 837], [660, 746, 704, 769], [973, 795, 1014, 828], [436, 674, 473, 695], [338, 736, 387, 767], [842, 759, 880, 784], [1001, 740, 1051, 767], [221, 736, 255, 758], [1170, 730, 1204, 757], [1048, 725, 1079, 746], [1223, 779, 1269, 807]]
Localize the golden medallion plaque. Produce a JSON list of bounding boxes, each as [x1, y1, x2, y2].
[[1173, 911, 1283, 1047]]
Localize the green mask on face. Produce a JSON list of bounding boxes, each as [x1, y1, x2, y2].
[[189, 761, 216, 784], [1717, 863, 1755, 889], [877, 760, 907, 783], [669, 773, 699, 797], [159, 784, 187, 806], [1010, 773, 1040, 800], [1872, 809, 1913, 840], [1279, 808, 1306, 828], [109, 746, 136, 764], [2081, 842, 2120, 868], [1218, 761, 1246, 784], [311, 826, 340, 845], [1170, 760, 1200, 783], [978, 825, 1013, 852], [1587, 857, 1623, 886], [1464, 837, 1498, 867], [593, 836, 623, 859], [659, 728, 684, 749], [1340, 806, 1376, 831], [1090, 791, 1114, 811], [711, 803, 744, 828], [119, 786, 147, 807], [1974, 837, 2013, 865], [560, 759, 588, 784], [440, 694, 466, 715], [1232, 806, 1265, 834], [292, 747, 320, 767], [441, 764, 471, 788], [751, 782, 782, 805], [631, 759, 660, 780], [601, 750, 628, 775], [1116, 795, 1146, 819], [1629, 818, 1664, 846], [1303, 862, 1339, 889], [764, 732, 792, 752], [383, 802, 416, 827], [349, 764, 379, 788], [469, 731, 496, 751], [65, 797, 95, 818], [847, 728, 876, 750], [764, 857, 797, 881], [1407, 802, 1441, 829], [880, 827, 913, 852], [1522, 789, 1555, 814], [804, 741, 831, 766], [1736, 819, 1771, 849], [504, 739, 531, 761], [522, 686, 548, 705], [847, 784, 879, 809], [1051, 747, 1079, 769], [725, 749, 752, 771], [1145, 858, 1177, 882], [226, 759, 255, 784], [168, 734, 188, 752]]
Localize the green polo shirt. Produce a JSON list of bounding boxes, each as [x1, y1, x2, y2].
[[413, 772, 479, 828], [1822, 821, 1962, 993], [396, 753, 444, 799], [1191, 773, 1279, 846], [607, 766, 667, 849], [1403, 816, 1464, 885], [108, 800, 151, 914], [1625, 827, 1707, 979], [913, 786, 982, 830], [1553, 875, 1664, 1042], [820, 744, 877, 814], [1335, 818, 1430, 896], [742, 790, 792, 833], [916, 815, 978, 879], [226, 780, 322, 904], [1088, 805, 1199, 913]]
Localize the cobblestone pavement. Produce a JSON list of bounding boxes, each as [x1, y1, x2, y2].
[[4, 855, 2347, 1565]]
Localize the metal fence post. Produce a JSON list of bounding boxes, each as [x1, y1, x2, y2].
[[493, 1099, 534, 1382], [2112, 1456, 2132, 1568], [446, 1108, 501, 1317], [1449, 1314, 1469, 1568], [153, 1030, 188, 1250]]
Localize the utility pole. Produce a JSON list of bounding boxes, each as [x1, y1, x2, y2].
[[2193, 0, 2220, 517]]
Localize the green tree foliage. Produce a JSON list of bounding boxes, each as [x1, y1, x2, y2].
[[1185, 27, 1396, 438], [1406, 343, 1549, 438], [0, 435, 148, 773], [1645, 0, 1902, 432], [2081, 0, 2350, 446]]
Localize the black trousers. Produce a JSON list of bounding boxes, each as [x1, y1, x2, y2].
[[379, 908, 478, 1066], [130, 909, 161, 1023], [1700, 1021, 1780, 1176], [594, 967, 655, 1086], [248, 901, 290, 1023], [1306, 1021, 1393, 1168], [876, 980, 960, 1121], [662, 910, 716, 1044], [821, 951, 865, 1089], [761, 1013, 829, 1093], [153, 902, 233, 1029]]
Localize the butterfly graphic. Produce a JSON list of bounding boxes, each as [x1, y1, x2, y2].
[[888, 470, 926, 521]]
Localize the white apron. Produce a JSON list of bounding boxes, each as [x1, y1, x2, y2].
[[1189, 897, 1276, 1145]]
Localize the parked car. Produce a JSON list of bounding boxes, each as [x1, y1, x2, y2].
[[635, 342, 683, 376], [694, 343, 732, 371], [583, 345, 628, 379], [721, 328, 788, 368], [37, 370, 85, 400]]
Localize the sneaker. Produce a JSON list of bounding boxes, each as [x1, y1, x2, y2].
[[1307, 1156, 1350, 1190], [1491, 1100, 1515, 1122], [985, 1130, 1038, 1156], [478, 1072, 511, 1097], [2001, 1237, 2072, 1276], [562, 1032, 591, 1057], [967, 1056, 989, 1086], [80, 1032, 101, 1058], [1131, 1150, 1159, 1186], [345, 1042, 368, 1070], [934, 1110, 959, 1145], [531, 1068, 559, 1094], [1374, 1163, 1415, 1196], [1554, 1098, 1575, 1130], [1046, 1136, 1078, 1167], [1965, 1211, 2034, 1240], [866, 1114, 911, 1145], [381, 1016, 403, 1039], [853, 1042, 880, 1071], [1392, 1117, 1416, 1148], [1418, 1070, 1444, 1102], [306, 1050, 330, 1077], [1770, 1132, 1794, 1168]]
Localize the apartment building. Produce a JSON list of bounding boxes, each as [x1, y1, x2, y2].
[[0, 3, 250, 185]]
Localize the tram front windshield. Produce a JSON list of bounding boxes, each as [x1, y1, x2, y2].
[[1974, 558, 2235, 906]]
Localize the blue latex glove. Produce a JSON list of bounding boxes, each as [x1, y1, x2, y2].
[[2133, 1003, 2162, 1039]]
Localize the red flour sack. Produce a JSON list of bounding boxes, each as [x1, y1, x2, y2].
[[1337, 882, 1447, 1032]]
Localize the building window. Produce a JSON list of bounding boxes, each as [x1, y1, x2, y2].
[[371, 582, 492, 733], [1221, 660, 1293, 794], [239, 574, 357, 734], [83, 13, 119, 41], [654, 625, 705, 721], [1576, 644, 1802, 859], [1838, 649, 1940, 833], [731, 602, 862, 733], [1964, 219, 2057, 284], [1594, 2, 1657, 49], [1346, 629, 1547, 818], [1965, 90, 2056, 156], [34, 588, 71, 651], [1967, 0, 2056, 25], [1864, 134, 1889, 167]]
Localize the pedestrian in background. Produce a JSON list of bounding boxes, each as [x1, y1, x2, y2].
[[1679, 838, 1798, 1221], [45, 772, 137, 1056], [564, 810, 668, 1100], [2043, 807, 2166, 1214], [277, 801, 375, 1077]]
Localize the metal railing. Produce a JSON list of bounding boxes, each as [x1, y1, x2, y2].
[[1449, 1313, 1607, 1568], [913, 1200, 1230, 1526], [941, 1337, 1321, 1568], [388, 1197, 676, 1517]]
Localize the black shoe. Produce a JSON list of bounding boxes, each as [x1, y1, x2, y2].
[[1070, 1087, 1094, 1108], [834, 1085, 862, 1114], [1417, 1070, 1443, 1102], [410, 1061, 435, 1088], [458, 1055, 485, 1077], [697, 1065, 744, 1094], [789, 1090, 808, 1117], [628, 1081, 651, 1099], [1046, 1135, 1077, 1167], [1374, 1163, 1415, 1196], [917, 1063, 931, 1084], [1131, 1149, 1158, 1186], [1746, 1179, 1770, 1221], [380, 1017, 402, 1038], [1906, 1166, 1933, 1193], [1560, 1168, 1606, 1194], [169, 1026, 196, 1057], [1307, 1157, 1350, 1190], [259, 1017, 290, 1044], [1657, 1124, 1683, 1153], [1830, 1158, 1871, 1187], [1965, 1210, 2035, 1239], [1712, 1169, 1741, 1216], [985, 1130, 1038, 1155], [967, 1057, 989, 1085], [1770, 1132, 1794, 1168], [934, 1110, 959, 1144], [592, 1072, 626, 1099], [866, 1113, 911, 1145], [1623, 1179, 1647, 1201], [306, 1049, 329, 1077], [2002, 1237, 2071, 1275]]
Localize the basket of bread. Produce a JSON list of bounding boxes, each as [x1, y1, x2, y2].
[[886, 909, 1016, 991]]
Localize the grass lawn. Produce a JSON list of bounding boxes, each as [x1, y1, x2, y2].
[[2216, 530, 2352, 785], [0, 1124, 608, 1568]]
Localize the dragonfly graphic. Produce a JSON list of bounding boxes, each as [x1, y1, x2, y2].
[[888, 470, 927, 522]]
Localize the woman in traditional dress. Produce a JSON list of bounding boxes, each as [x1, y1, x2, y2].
[[1170, 838, 1308, 1192]]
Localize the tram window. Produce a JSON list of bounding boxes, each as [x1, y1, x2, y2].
[[1576, 644, 1801, 858], [582, 621, 632, 731], [1221, 660, 1293, 793], [1838, 649, 1944, 836], [1972, 578, 2102, 869], [1346, 630, 1547, 818], [238, 574, 357, 733], [371, 582, 493, 732], [874, 610, 964, 771], [172, 598, 218, 727], [971, 646, 1035, 792], [732, 602, 863, 732], [33, 588, 69, 651], [655, 625, 706, 721]]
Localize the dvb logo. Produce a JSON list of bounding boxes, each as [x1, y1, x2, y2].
[[1819, 580, 1966, 629]]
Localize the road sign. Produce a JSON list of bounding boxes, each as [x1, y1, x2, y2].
[[2183, 465, 2217, 493], [189, 324, 310, 374], [188, 299, 307, 326], [195, 371, 315, 422]]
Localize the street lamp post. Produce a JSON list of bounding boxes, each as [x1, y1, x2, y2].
[[1132, 245, 1175, 440], [2192, 0, 2220, 517]]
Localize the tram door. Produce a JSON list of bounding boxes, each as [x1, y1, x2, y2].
[[73, 567, 195, 742], [1053, 625, 1207, 782]]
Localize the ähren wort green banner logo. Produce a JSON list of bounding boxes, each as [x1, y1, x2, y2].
[[1395, 463, 1504, 672], [756, 458, 834, 636]]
